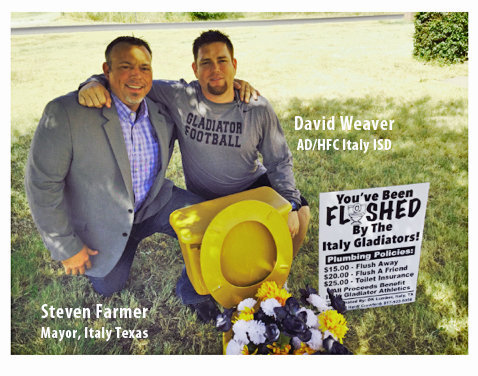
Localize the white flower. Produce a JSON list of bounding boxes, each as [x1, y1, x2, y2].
[[307, 294, 329, 312], [298, 307, 318, 328], [246, 320, 267, 345], [260, 298, 282, 316], [232, 320, 249, 345], [307, 328, 324, 351], [237, 298, 257, 312], [232, 319, 267, 346], [226, 339, 244, 355]]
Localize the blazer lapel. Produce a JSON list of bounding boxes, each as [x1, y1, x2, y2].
[[101, 105, 135, 204], [140, 98, 172, 209]]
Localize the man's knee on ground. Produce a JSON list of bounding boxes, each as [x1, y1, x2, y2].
[[93, 283, 125, 297], [89, 277, 127, 298]]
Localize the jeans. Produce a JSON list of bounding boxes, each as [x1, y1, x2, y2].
[[88, 186, 210, 304]]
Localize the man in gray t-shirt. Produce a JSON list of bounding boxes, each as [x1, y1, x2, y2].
[[147, 79, 301, 204]]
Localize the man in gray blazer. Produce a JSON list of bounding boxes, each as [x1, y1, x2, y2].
[[25, 36, 218, 321]]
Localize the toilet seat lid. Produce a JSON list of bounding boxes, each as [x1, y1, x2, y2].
[[200, 200, 292, 308]]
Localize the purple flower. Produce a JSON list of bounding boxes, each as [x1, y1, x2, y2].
[[254, 308, 275, 325], [274, 304, 312, 342], [299, 285, 318, 306], [215, 308, 234, 332], [284, 297, 301, 315], [323, 335, 353, 355], [264, 323, 280, 343], [327, 288, 347, 313]]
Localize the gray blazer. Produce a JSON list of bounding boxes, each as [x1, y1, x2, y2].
[[25, 91, 175, 277]]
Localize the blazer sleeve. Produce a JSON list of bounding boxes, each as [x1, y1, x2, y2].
[[24, 98, 84, 261]]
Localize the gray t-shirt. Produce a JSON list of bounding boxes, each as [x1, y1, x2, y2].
[[88, 76, 301, 204], [148, 79, 301, 204]]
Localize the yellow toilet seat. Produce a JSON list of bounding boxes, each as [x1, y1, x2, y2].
[[200, 200, 293, 308]]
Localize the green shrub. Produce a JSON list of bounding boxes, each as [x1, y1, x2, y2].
[[413, 12, 468, 64], [189, 12, 230, 21]]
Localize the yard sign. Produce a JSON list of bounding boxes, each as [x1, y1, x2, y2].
[[318, 183, 429, 310]]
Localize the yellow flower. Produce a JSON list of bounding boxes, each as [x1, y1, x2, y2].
[[267, 342, 292, 355], [293, 342, 316, 355], [256, 281, 292, 305], [242, 345, 258, 355], [232, 307, 255, 323], [318, 310, 349, 344]]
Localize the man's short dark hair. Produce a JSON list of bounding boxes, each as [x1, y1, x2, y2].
[[105, 36, 152, 66], [193, 30, 234, 62]]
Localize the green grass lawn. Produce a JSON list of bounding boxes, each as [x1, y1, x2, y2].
[[11, 17, 468, 355]]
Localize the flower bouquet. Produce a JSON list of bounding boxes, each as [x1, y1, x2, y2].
[[215, 281, 352, 355]]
